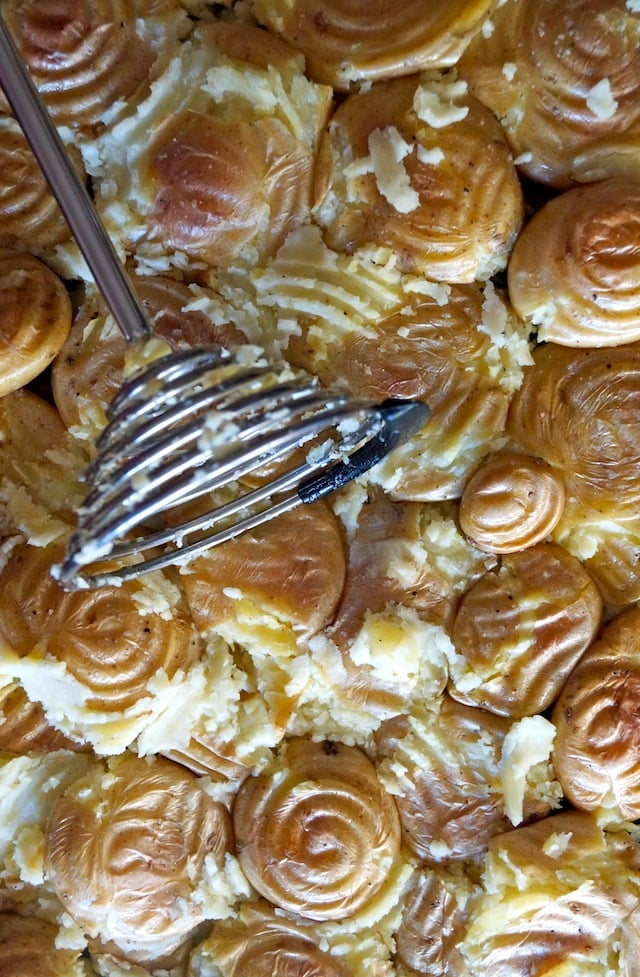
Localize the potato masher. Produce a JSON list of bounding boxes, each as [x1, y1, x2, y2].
[[0, 15, 428, 589]]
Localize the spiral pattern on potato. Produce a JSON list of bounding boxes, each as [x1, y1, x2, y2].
[[249, 0, 496, 88], [508, 180, 640, 347], [2, 0, 151, 127], [507, 342, 640, 519], [150, 112, 313, 265], [450, 544, 602, 717], [0, 119, 74, 252], [553, 607, 640, 819], [315, 77, 523, 282], [459, 451, 566, 553], [201, 914, 352, 977], [0, 249, 72, 396], [233, 737, 401, 920], [515, 0, 640, 130], [383, 101, 522, 282], [459, 0, 640, 186], [45, 754, 233, 956], [0, 542, 200, 712]]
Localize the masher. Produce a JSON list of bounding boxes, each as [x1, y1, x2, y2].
[[0, 15, 428, 589]]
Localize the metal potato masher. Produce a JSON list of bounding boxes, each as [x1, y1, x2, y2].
[[0, 16, 428, 589]]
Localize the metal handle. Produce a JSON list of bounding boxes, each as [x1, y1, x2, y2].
[[0, 14, 150, 343]]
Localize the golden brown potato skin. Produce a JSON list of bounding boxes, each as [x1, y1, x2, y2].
[[0, 912, 83, 977], [460, 810, 640, 974], [314, 75, 523, 282], [508, 179, 640, 348], [0, 542, 200, 713], [288, 284, 491, 400], [4, 3, 640, 973], [288, 285, 513, 502], [581, 526, 640, 609], [0, 118, 77, 255], [232, 737, 401, 920], [459, 451, 566, 554], [149, 110, 314, 265], [553, 606, 640, 820], [450, 544, 602, 717], [0, 388, 85, 528], [396, 870, 469, 977], [1, 0, 152, 127], [458, 0, 640, 188], [375, 695, 555, 861], [182, 501, 346, 642], [375, 699, 516, 860], [45, 753, 233, 961], [191, 903, 352, 977], [0, 683, 88, 754], [0, 249, 72, 396], [507, 341, 640, 523], [248, 0, 497, 89], [52, 276, 243, 430], [255, 223, 525, 501], [330, 489, 455, 645]]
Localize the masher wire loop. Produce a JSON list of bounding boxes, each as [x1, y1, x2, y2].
[[58, 396, 428, 589], [99, 345, 239, 441], [88, 357, 318, 479], [0, 13, 430, 589], [86, 355, 362, 503], [77, 386, 389, 542]]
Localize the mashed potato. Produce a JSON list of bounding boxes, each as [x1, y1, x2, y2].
[[1, 1, 640, 975]]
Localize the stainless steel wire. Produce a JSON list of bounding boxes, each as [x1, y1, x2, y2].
[[0, 14, 429, 589]]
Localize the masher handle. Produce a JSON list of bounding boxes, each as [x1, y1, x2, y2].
[[0, 14, 150, 343]]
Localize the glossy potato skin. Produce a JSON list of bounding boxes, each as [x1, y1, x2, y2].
[[459, 451, 566, 553], [314, 75, 523, 282], [45, 754, 233, 960], [508, 180, 640, 347], [249, 0, 497, 89], [507, 342, 640, 522], [1, 0, 152, 127], [233, 737, 401, 920], [553, 607, 640, 819], [2, 1, 640, 975], [459, 0, 640, 188], [450, 544, 602, 717]]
